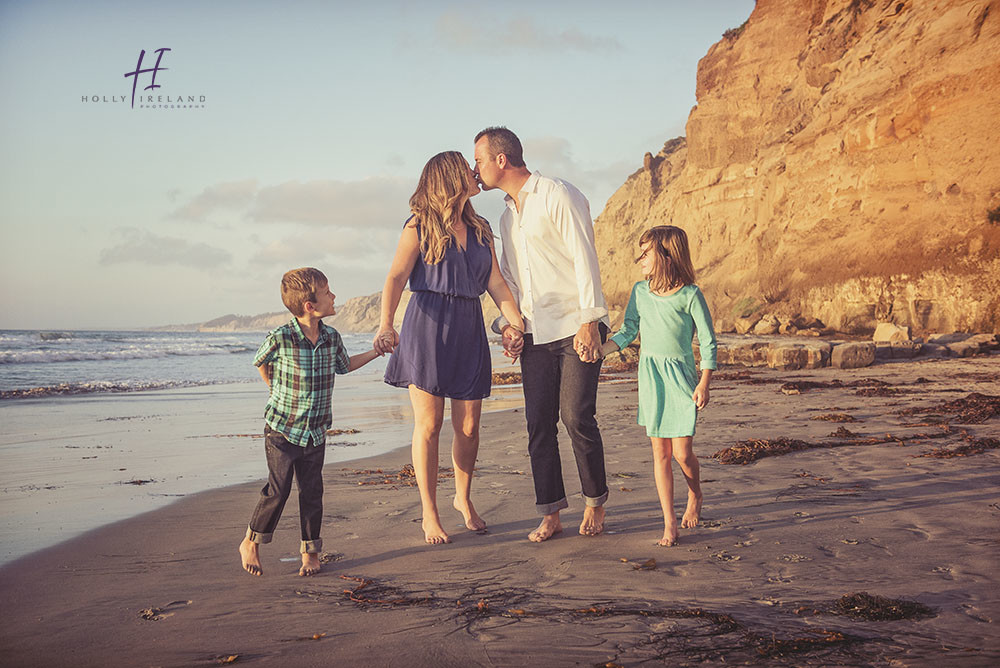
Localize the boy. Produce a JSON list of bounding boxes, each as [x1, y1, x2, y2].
[[239, 267, 379, 577]]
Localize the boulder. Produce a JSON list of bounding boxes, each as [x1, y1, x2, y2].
[[946, 341, 981, 357], [728, 341, 769, 366], [968, 333, 1000, 351], [734, 314, 762, 335], [753, 314, 780, 335], [801, 341, 833, 369], [927, 332, 972, 345], [873, 323, 911, 343], [921, 343, 949, 357], [767, 344, 808, 371], [831, 342, 875, 369], [890, 341, 922, 358]]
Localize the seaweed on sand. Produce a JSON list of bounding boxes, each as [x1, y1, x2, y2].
[[832, 592, 935, 621], [899, 393, 1000, 424], [916, 437, 1000, 459]]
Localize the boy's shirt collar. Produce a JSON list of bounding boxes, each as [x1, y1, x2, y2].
[[290, 318, 330, 345]]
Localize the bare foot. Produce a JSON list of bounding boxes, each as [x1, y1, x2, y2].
[[239, 537, 262, 576], [528, 514, 563, 542], [453, 497, 487, 531], [681, 492, 703, 529], [579, 506, 605, 537], [422, 517, 451, 545], [657, 524, 680, 547], [299, 552, 321, 577]]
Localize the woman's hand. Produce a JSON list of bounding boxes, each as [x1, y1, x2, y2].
[[374, 326, 398, 355], [502, 325, 524, 363]]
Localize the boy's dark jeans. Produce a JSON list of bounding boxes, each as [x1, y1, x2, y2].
[[246, 424, 325, 553], [520, 327, 609, 515]]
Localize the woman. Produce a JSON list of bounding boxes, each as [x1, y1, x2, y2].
[[376, 151, 524, 545]]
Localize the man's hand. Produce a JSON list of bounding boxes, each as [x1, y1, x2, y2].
[[502, 325, 524, 364], [573, 322, 601, 363]]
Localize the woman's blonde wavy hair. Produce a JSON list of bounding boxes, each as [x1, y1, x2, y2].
[[638, 225, 696, 293], [410, 151, 493, 264]]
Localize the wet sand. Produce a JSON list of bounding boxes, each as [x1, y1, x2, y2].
[[1, 356, 998, 666]]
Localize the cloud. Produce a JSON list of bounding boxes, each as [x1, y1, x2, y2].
[[168, 177, 415, 229], [434, 14, 622, 53], [523, 136, 634, 213], [99, 228, 232, 269], [168, 179, 259, 221]]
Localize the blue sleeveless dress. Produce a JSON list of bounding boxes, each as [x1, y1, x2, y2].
[[383, 218, 493, 400]]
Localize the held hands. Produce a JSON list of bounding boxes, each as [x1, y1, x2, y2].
[[573, 322, 602, 363], [374, 326, 398, 355], [502, 325, 525, 364], [693, 382, 710, 410]]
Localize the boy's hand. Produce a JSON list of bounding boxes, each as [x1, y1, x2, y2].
[[374, 326, 398, 355], [693, 383, 710, 409]]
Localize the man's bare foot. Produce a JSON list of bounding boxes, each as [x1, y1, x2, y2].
[[422, 517, 451, 545], [299, 552, 321, 577], [239, 537, 262, 576], [657, 524, 680, 547], [453, 497, 487, 531], [681, 492, 703, 529], [579, 505, 605, 536], [528, 514, 563, 542]]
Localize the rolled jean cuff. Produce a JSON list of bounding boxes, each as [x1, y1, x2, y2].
[[584, 490, 609, 508], [301, 538, 323, 554], [536, 497, 569, 516], [246, 526, 273, 545]]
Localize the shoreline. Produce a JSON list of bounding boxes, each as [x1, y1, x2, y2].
[[1, 355, 997, 665]]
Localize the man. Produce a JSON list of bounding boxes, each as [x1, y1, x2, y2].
[[473, 126, 610, 542]]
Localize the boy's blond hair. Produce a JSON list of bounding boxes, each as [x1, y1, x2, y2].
[[281, 267, 328, 317], [638, 226, 696, 293]]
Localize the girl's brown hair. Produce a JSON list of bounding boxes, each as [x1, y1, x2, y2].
[[638, 225, 696, 293], [410, 151, 493, 264]]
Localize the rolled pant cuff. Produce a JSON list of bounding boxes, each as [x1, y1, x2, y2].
[[246, 526, 273, 545], [536, 497, 569, 516], [301, 538, 323, 554], [584, 490, 609, 508]]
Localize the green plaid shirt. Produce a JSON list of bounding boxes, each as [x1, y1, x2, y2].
[[254, 319, 351, 447]]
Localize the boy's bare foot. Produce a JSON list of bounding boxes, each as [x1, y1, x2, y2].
[[453, 497, 487, 531], [239, 537, 262, 576], [528, 514, 563, 542], [657, 524, 680, 547], [681, 492, 703, 529], [579, 506, 605, 536], [299, 552, 321, 577], [422, 517, 451, 545]]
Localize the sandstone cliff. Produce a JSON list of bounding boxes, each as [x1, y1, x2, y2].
[[595, 0, 1000, 334]]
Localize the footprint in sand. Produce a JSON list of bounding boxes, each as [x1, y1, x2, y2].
[[779, 554, 812, 563], [139, 599, 191, 621], [932, 565, 954, 580]]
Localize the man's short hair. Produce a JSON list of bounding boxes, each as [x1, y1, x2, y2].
[[281, 267, 327, 317], [475, 126, 526, 168]]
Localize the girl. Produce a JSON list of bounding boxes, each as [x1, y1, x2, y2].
[[600, 225, 716, 546]]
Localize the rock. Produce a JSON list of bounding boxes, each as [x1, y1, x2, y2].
[[594, 0, 1000, 336], [795, 328, 822, 337], [873, 323, 911, 343], [735, 314, 762, 335], [967, 333, 1000, 351], [754, 314, 780, 335], [831, 342, 876, 369], [890, 341, 922, 359], [767, 344, 808, 371], [946, 341, 981, 357], [801, 341, 833, 369], [920, 343, 949, 357], [927, 332, 972, 345], [778, 319, 799, 335], [728, 341, 769, 366]]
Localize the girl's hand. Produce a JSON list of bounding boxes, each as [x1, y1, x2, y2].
[[693, 383, 710, 409], [374, 326, 398, 355]]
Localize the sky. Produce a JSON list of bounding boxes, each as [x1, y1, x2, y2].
[[0, 0, 755, 330]]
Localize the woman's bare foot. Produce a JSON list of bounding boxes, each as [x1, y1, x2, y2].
[[453, 497, 487, 531], [681, 492, 703, 529], [579, 506, 605, 536], [239, 537, 262, 576], [657, 524, 680, 547], [422, 517, 451, 545], [299, 552, 321, 577], [528, 514, 563, 542]]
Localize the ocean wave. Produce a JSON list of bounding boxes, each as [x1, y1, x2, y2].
[[0, 379, 253, 400], [0, 344, 257, 365]]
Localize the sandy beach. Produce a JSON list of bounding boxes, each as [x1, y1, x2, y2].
[[1, 354, 998, 667]]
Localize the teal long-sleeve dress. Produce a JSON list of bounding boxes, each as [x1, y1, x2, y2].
[[610, 281, 717, 438]]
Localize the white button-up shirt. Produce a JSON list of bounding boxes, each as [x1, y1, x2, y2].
[[496, 172, 609, 344]]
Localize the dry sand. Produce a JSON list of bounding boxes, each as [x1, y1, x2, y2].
[[1, 356, 998, 667]]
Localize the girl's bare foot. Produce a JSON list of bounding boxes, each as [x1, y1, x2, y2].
[[453, 497, 487, 531], [657, 524, 680, 547], [422, 517, 451, 545], [681, 492, 703, 529], [299, 552, 321, 577], [239, 537, 262, 576], [579, 506, 605, 536], [528, 514, 563, 542]]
